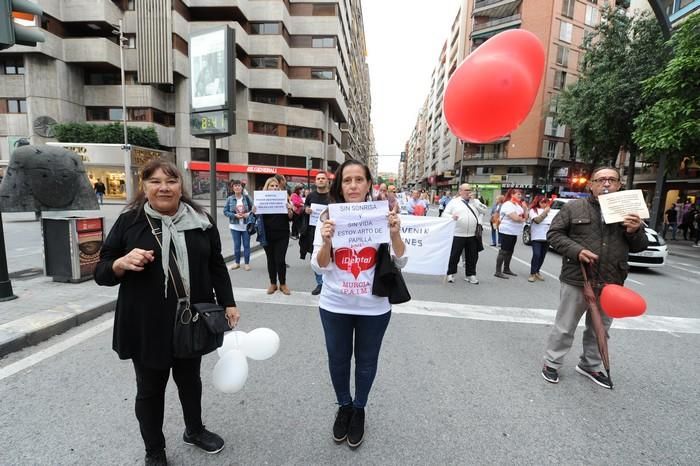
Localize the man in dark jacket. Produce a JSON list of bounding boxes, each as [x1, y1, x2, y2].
[[541, 167, 648, 389]]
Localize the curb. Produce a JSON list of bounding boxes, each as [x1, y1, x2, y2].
[[0, 245, 264, 359]]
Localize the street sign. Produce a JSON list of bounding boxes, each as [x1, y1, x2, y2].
[[189, 26, 235, 138]]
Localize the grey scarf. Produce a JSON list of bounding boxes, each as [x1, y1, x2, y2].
[[144, 202, 212, 298]]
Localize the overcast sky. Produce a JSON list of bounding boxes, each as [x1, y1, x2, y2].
[[362, 0, 462, 174]]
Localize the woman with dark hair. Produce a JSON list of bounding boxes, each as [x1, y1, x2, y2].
[[256, 176, 294, 295], [290, 184, 304, 239], [495, 188, 527, 279], [95, 160, 240, 465], [312, 160, 406, 448], [527, 195, 552, 282]]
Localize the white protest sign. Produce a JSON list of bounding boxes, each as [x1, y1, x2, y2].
[[399, 216, 456, 275], [253, 191, 288, 214], [598, 189, 650, 224], [328, 201, 389, 248], [309, 203, 325, 226]]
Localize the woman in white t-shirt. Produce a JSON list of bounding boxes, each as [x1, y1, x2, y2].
[[495, 188, 527, 279], [311, 160, 405, 449], [223, 180, 254, 271], [527, 195, 552, 282]]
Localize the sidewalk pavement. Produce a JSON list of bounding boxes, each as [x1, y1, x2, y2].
[[0, 228, 262, 358], [1, 235, 697, 359]]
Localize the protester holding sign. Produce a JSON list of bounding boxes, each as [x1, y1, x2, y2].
[[443, 184, 488, 284], [495, 189, 527, 279], [256, 177, 293, 295], [311, 160, 405, 449], [300, 171, 331, 295]]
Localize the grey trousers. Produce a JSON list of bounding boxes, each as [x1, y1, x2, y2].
[[543, 282, 613, 372]]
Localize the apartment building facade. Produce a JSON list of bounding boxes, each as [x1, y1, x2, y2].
[[0, 0, 372, 199], [404, 0, 612, 205]]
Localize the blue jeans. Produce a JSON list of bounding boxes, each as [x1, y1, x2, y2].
[[490, 223, 498, 245], [96, 192, 104, 205], [314, 272, 323, 286], [319, 308, 391, 408], [530, 240, 548, 274], [230, 229, 250, 264]]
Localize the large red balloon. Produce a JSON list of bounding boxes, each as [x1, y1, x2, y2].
[[599, 284, 647, 318], [443, 29, 545, 143]]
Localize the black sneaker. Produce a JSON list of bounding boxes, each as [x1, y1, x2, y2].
[[347, 407, 365, 448], [183, 428, 225, 454], [576, 365, 613, 389], [541, 365, 559, 384], [311, 284, 322, 295], [333, 404, 354, 442], [145, 451, 168, 466]]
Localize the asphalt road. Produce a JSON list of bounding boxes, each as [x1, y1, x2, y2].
[[1, 238, 699, 465]]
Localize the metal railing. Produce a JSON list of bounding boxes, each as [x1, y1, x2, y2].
[[473, 14, 522, 31]]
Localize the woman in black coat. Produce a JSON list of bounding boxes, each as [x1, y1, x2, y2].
[[95, 160, 240, 466]]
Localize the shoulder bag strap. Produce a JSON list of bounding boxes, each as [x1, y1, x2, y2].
[[462, 199, 480, 224], [145, 215, 188, 301]]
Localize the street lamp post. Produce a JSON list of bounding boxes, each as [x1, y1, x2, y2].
[[116, 19, 133, 201]]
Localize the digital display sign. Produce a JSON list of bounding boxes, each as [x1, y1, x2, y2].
[[190, 110, 230, 136]]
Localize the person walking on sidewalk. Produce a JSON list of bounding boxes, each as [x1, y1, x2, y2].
[[300, 171, 331, 295], [94, 178, 106, 205], [312, 160, 406, 449], [444, 183, 488, 284], [541, 167, 647, 389], [527, 195, 552, 282], [494, 189, 527, 279], [662, 203, 679, 241], [95, 160, 240, 465], [223, 180, 253, 271], [256, 176, 294, 295]]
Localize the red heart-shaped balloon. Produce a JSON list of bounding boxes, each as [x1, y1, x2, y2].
[[443, 29, 545, 143], [599, 284, 647, 318], [334, 247, 377, 279]]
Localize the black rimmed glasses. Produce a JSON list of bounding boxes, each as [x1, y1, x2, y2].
[[592, 177, 620, 184]]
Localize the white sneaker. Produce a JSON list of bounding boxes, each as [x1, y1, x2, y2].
[[693, 244, 700, 248], [464, 275, 479, 284], [447, 274, 455, 283]]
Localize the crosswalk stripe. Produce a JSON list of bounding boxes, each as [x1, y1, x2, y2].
[[233, 287, 700, 335]]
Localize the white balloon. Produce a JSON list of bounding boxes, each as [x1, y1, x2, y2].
[[212, 349, 248, 393], [239, 327, 280, 361], [217, 330, 248, 357]]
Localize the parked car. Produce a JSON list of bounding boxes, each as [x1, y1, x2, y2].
[[521, 198, 667, 268]]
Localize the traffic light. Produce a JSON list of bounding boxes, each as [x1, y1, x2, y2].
[[0, 0, 45, 51]]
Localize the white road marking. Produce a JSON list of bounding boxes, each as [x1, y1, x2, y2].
[[0, 319, 113, 381], [626, 278, 644, 285], [668, 264, 700, 276], [232, 288, 700, 335]]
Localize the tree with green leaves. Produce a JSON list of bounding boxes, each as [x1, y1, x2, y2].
[[633, 12, 700, 172], [53, 123, 161, 149], [556, 6, 669, 171]]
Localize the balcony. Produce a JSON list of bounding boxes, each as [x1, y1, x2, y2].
[[60, 0, 122, 25], [472, 14, 521, 35], [466, 152, 506, 161], [473, 0, 522, 18], [63, 38, 121, 68]]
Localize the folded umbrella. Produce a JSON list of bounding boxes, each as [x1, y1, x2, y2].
[[580, 263, 613, 389]]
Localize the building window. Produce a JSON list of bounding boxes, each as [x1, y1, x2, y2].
[[585, 5, 598, 26], [130, 108, 149, 121], [127, 0, 135, 10], [85, 72, 121, 85], [4, 99, 27, 113], [507, 166, 525, 174], [109, 108, 123, 121], [559, 21, 573, 43], [1, 58, 25, 75], [475, 167, 494, 175], [250, 56, 280, 69], [311, 68, 334, 80], [554, 70, 567, 90], [250, 90, 280, 104], [250, 22, 281, 34], [549, 94, 560, 114], [287, 126, 320, 140], [251, 122, 279, 135], [153, 109, 175, 126], [124, 34, 136, 49], [546, 140, 557, 158], [556, 45, 569, 67], [562, 0, 575, 18], [312, 4, 337, 16], [311, 36, 335, 48]]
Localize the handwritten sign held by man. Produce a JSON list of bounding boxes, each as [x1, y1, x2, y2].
[[328, 200, 390, 248]]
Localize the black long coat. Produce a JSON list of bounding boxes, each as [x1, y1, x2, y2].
[[95, 208, 236, 369]]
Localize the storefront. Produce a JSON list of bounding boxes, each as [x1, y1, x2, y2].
[[185, 161, 332, 198], [47, 143, 174, 200]]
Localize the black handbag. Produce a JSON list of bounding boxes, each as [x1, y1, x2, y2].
[[146, 216, 229, 358], [246, 213, 257, 236], [372, 243, 411, 305]]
